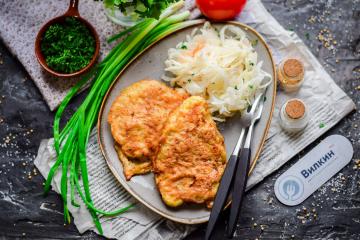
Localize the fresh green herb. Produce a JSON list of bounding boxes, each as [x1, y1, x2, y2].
[[234, 85, 238, 90], [305, 32, 310, 40], [251, 39, 258, 47], [249, 84, 254, 89], [41, 17, 95, 74], [104, 0, 179, 19], [319, 122, 325, 128], [249, 62, 255, 66], [45, 1, 203, 234], [178, 42, 187, 49], [288, 28, 294, 31], [180, 44, 188, 49]]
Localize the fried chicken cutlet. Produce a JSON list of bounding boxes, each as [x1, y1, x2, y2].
[[153, 96, 226, 208], [108, 80, 189, 180]]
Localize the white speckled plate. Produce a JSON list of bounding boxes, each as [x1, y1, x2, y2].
[[97, 21, 276, 224]]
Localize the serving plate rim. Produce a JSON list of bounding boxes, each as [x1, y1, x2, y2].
[[97, 20, 277, 224]]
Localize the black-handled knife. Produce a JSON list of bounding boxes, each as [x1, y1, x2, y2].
[[226, 148, 251, 237], [226, 94, 265, 238], [204, 128, 246, 240]]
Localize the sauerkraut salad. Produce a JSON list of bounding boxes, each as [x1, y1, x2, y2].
[[163, 22, 271, 121]]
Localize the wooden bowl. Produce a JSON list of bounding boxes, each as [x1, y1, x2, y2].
[[34, 0, 100, 78]]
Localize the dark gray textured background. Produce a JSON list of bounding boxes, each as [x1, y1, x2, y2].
[[0, 0, 359, 239]]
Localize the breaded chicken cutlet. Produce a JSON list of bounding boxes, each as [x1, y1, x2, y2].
[[153, 96, 226, 208], [108, 80, 189, 180]]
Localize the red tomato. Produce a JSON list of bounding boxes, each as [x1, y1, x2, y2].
[[196, 0, 247, 21]]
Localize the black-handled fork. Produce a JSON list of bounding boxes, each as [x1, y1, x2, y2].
[[227, 94, 265, 237], [204, 93, 265, 240]]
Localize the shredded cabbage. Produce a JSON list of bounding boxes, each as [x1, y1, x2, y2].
[[163, 22, 272, 121]]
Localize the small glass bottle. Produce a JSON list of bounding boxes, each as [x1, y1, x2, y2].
[[277, 58, 305, 92], [279, 98, 308, 133]]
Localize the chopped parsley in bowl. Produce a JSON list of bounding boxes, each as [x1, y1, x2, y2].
[[40, 17, 96, 74]]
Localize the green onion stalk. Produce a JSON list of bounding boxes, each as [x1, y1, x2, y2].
[[43, 1, 204, 234]]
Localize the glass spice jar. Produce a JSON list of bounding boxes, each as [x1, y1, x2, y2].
[[279, 98, 309, 133], [277, 58, 305, 92]]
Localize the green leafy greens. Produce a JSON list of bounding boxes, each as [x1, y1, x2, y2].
[[41, 17, 95, 74], [104, 0, 179, 19]]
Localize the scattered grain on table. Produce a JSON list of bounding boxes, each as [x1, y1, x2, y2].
[[260, 225, 266, 231], [317, 28, 337, 52], [296, 206, 318, 223], [353, 159, 360, 170], [0, 118, 38, 182]]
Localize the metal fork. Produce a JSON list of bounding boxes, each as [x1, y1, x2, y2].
[[205, 92, 265, 240], [226, 93, 266, 237]]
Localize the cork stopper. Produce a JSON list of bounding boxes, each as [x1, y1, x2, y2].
[[285, 99, 305, 119], [283, 59, 304, 78]]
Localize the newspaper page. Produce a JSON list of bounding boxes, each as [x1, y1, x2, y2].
[[34, 0, 355, 239], [237, 0, 356, 188]]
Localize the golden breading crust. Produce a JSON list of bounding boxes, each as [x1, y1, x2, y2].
[[114, 144, 152, 180], [153, 96, 226, 208], [108, 80, 189, 180]]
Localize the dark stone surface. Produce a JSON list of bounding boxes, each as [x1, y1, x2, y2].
[[0, 0, 359, 239]]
